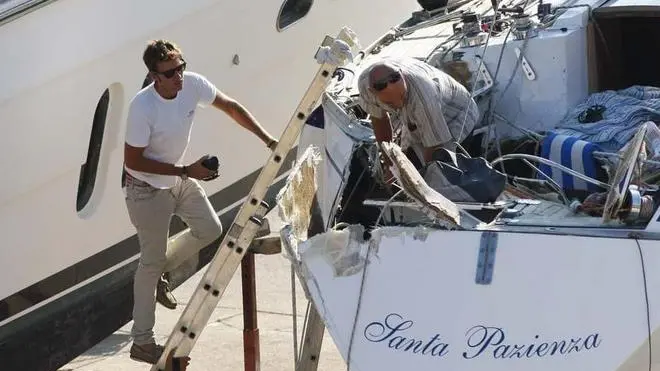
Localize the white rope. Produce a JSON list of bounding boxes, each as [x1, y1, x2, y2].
[[346, 240, 374, 371], [291, 264, 299, 370]]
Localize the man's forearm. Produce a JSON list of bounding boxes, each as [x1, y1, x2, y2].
[[126, 157, 183, 176], [227, 101, 274, 144], [371, 115, 393, 143]]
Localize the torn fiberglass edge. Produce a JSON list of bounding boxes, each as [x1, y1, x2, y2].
[[318, 79, 660, 230], [279, 79, 660, 252], [274, 137, 444, 283]]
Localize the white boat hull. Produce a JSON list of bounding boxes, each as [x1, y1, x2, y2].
[[298, 227, 659, 370]]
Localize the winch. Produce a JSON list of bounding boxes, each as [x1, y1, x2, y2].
[[499, 6, 539, 40], [454, 12, 488, 48], [620, 185, 656, 225], [512, 13, 538, 40]]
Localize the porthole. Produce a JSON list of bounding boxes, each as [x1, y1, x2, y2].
[[277, 0, 313, 31], [77, 89, 110, 212]]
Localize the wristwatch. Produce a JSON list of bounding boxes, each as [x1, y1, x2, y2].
[[180, 165, 188, 180]]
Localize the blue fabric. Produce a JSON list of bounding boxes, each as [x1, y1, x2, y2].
[[555, 85, 660, 152], [538, 133, 602, 192]]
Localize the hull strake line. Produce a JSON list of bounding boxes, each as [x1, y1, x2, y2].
[[0, 149, 295, 371], [0, 147, 296, 321]]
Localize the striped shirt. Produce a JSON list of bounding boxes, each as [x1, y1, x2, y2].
[[357, 56, 479, 151]]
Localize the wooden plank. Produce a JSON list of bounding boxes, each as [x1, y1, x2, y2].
[[241, 253, 260, 371], [586, 21, 599, 94]]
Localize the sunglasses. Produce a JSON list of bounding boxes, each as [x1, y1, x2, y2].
[[155, 61, 187, 78], [372, 71, 402, 91]]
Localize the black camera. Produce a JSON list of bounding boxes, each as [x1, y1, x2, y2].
[[201, 155, 219, 181], [201, 155, 219, 172]]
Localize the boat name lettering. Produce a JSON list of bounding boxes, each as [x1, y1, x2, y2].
[[463, 325, 602, 359], [363, 313, 450, 357], [363, 313, 602, 360]]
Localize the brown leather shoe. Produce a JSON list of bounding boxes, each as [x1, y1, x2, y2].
[[156, 276, 177, 310], [130, 342, 165, 364]]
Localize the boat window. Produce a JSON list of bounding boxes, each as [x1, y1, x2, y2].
[[277, 0, 313, 31], [0, 0, 31, 14], [0, 0, 48, 24], [77, 89, 109, 213]]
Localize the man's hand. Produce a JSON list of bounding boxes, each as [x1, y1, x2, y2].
[[165, 347, 190, 371], [267, 138, 279, 151], [378, 148, 395, 184], [381, 164, 395, 185], [187, 155, 219, 180]]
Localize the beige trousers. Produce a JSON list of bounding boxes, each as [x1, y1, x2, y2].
[[124, 174, 223, 345]]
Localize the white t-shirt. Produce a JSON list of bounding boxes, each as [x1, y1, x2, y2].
[[124, 71, 217, 189]]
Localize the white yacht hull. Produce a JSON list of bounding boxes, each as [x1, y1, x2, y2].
[[297, 227, 660, 371], [0, 0, 421, 369]]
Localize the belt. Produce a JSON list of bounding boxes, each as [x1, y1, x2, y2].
[[123, 170, 151, 187]]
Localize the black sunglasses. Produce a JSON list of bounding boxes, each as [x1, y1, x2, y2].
[[155, 61, 187, 78], [372, 71, 402, 91]]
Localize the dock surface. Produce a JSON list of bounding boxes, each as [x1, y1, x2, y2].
[[60, 212, 344, 371]]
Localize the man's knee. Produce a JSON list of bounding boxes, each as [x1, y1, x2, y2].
[[206, 218, 223, 240], [193, 217, 223, 242]]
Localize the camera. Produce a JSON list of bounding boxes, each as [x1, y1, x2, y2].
[[201, 155, 219, 181], [201, 155, 219, 172]]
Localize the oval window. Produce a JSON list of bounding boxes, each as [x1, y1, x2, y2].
[[277, 0, 313, 31], [77, 89, 110, 212]]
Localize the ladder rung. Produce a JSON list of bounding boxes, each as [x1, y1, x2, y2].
[[248, 216, 263, 226]]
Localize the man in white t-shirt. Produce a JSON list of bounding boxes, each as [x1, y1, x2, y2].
[[123, 39, 279, 364]]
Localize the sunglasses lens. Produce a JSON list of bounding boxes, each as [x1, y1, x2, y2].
[[161, 63, 186, 78], [373, 81, 387, 91], [372, 72, 400, 91]]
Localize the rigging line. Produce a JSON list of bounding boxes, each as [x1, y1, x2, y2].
[[376, 190, 405, 227], [335, 165, 369, 223], [635, 239, 652, 371], [346, 239, 375, 371]]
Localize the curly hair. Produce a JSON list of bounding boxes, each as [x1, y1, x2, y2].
[[142, 39, 183, 72]]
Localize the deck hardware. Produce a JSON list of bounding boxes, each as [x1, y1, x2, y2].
[[515, 47, 536, 80], [475, 231, 498, 285]]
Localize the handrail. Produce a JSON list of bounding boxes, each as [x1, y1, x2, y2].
[[490, 153, 612, 190]]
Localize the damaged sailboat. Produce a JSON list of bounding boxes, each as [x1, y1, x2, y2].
[[276, 0, 660, 369]]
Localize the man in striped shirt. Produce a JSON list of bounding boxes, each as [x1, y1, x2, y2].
[[357, 56, 480, 167]]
